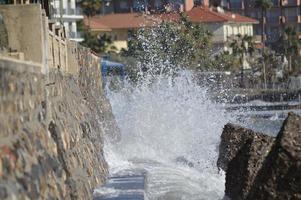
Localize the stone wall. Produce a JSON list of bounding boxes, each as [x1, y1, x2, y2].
[[0, 56, 119, 199]]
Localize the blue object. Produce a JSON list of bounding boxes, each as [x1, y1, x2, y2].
[[101, 59, 125, 79]]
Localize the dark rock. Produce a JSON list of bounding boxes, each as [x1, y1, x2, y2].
[[225, 134, 274, 200], [247, 112, 301, 200], [217, 123, 270, 172]]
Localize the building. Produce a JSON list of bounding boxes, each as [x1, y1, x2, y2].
[[222, 0, 301, 45], [0, 0, 84, 42], [51, 0, 84, 42], [0, 3, 99, 74], [85, 0, 258, 52], [100, 0, 195, 14]]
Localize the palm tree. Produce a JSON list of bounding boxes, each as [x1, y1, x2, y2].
[[230, 34, 255, 87], [254, 0, 273, 47], [283, 26, 300, 72], [254, 0, 273, 89], [80, 0, 101, 28]]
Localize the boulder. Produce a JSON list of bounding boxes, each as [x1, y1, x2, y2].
[[225, 133, 274, 200], [247, 112, 301, 200], [217, 123, 272, 172]]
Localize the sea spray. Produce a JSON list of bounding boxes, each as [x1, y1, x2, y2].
[[101, 71, 235, 199], [98, 20, 234, 199]]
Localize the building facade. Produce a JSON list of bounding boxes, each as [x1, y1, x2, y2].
[[100, 0, 195, 14], [0, 0, 84, 42], [51, 0, 84, 42], [86, 1, 257, 52], [222, 0, 301, 44]]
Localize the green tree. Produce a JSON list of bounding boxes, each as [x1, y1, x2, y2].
[[79, 0, 101, 28], [281, 26, 300, 72], [80, 31, 116, 54], [229, 34, 255, 87], [254, 0, 273, 47], [126, 14, 213, 76], [254, 0, 273, 89]]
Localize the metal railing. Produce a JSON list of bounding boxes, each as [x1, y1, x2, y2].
[[286, 15, 298, 22], [230, 2, 243, 9], [69, 32, 83, 39], [267, 16, 279, 23], [286, 0, 299, 6]]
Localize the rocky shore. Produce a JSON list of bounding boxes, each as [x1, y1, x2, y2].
[[0, 57, 119, 199], [218, 112, 301, 200]]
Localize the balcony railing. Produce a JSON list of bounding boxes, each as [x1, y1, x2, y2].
[[64, 8, 82, 15], [267, 16, 279, 23], [272, 0, 279, 6], [286, 15, 298, 22], [230, 2, 243, 9], [286, 0, 300, 6], [52, 7, 82, 16], [69, 32, 83, 39]]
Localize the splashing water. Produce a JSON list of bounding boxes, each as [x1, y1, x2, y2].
[[96, 22, 236, 199], [99, 71, 235, 199]]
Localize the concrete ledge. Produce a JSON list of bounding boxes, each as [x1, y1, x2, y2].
[[0, 56, 43, 74]]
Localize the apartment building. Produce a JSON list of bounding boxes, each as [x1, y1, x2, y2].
[[222, 0, 301, 44], [0, 0, 84, 42], [100, 0, 195, 14], [86, 0, 257, 52], [51, 0, 84, 42]]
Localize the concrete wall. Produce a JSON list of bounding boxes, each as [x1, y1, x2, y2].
[[207, 22, 254, 44], [0, 4, 96, 75], [184, 0, 194, 11], [0, 4, 44, 64], [207, 23, 225, 43]]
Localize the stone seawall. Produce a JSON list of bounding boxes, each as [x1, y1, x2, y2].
[[0, 57, 119, 199]]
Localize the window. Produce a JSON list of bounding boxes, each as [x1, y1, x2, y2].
[[133, 0, 146, 11]]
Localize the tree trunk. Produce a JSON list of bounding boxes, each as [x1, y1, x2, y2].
[[88, 15, 91, 30], [262, 8, 267, 89], [240, 54, 245, 88], [289, 55, 292, 72]]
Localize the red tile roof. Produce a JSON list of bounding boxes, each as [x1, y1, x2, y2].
[[85, 13, 159, 31], [186, 6, 258, 23], [86, 6, 258, 30]]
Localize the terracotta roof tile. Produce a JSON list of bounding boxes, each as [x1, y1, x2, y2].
[[84, 13, 159, 30], [86, 6, 258, 30], [186, 6, 258, 23]]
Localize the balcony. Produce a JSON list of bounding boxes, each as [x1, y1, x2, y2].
[[286, 0, 300, 6], [69, 31, 83, 38], [267, 16, 280, 23], [230, 2, 243, 9], [286, 15, 298, 22], [272, 0, 280, 6], [69, 32, 84, 42]]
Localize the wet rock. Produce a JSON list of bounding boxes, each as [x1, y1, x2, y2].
[[247, 112, 301, 200], [225, 133, 274, 200], [217, 123, 271, 172]]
